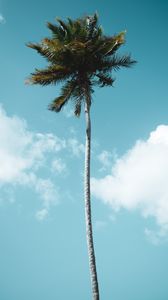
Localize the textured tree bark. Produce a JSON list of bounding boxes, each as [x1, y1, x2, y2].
[[84, 99, 100, 300]]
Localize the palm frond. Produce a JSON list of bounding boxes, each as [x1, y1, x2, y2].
[[56, 18, 69, 32], [105, 31, 126, 56], [28, 65, 72, 86], [67, 18, 73, 28], [27, 41, 60, 63], [93, 26, 103, 40], [48, 79, 77, 111], [74, 101, 82, 117], [47, 22, 60, 35], [96, 55, 136, 73], [96, 73, 115, 87], [47, 22, 65, 41], [87, 12, 99, 39], [109, 54, 137, 70], [26, 42, 47, 58]]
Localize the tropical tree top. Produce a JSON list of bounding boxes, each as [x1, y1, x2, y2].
[[27, 13, 136, 116]]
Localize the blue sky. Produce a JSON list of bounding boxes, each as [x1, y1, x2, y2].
[[0, 0, 168, 299]]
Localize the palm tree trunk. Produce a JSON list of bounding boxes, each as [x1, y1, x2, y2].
[[84, 99, 100, 300]]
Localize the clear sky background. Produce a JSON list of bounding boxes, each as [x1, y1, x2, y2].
[[0, 0, 168, 299]]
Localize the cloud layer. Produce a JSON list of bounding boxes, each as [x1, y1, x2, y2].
[[0, 107, 65, 183], [0, 105, 85, 220], [0, 105, 66, 218], [92, 125, 168, 241]]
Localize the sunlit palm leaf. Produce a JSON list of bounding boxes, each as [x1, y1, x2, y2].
[[28, 65, 72, 85]]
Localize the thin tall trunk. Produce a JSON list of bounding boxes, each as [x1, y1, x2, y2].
[[84, 99, 100, 300]]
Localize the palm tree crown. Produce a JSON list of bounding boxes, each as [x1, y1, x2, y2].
[[27, 13, 136, 115]]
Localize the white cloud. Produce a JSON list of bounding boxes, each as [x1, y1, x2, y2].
[[0, 14, 5, 24], [35, 208, 48, 221], [51, 158, 67, 174], [34, 177, 59, 208], [144, 226, 168, 245], [0, 105, 66, 184], [68, 138, 85, 157], [0, 104, 87, 219], [97, 150, 116, 171], [0, 105, 64, 217], [91, 125, 168, 240]]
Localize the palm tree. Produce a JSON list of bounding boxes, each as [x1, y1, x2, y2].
[[27, 13, 136, 300]]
